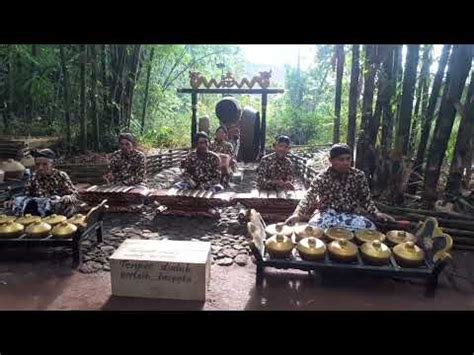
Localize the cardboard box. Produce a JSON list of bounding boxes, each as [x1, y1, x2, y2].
[[110, 239, 211, 301]]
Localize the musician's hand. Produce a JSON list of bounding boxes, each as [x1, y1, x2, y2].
[[3, 200, 14, 209], [187, 178, 197, 188], [103, 172, 114, 184], [60, 195, 73, 204], [375, 212, 395, 222], [285, 213, 300, 226], [284, 181, 295, 190]]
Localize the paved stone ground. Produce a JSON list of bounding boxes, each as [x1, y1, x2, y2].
[[75, 164, 259, 273]]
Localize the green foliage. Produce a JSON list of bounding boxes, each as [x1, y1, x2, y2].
[[0, 40, 465, 193], [267, 45, 351, 146]]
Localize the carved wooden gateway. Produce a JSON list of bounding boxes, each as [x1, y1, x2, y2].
[[189, 71, 272, 89], [178, 71, 284, 157]]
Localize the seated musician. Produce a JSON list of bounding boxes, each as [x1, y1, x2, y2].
[[285, 144, 394, 231], [175, 131, 223, 192], [227, 125, 240, 156], [209, 126, 237, 186], [104, 133, 146, 187], [9, 149, 79, 217], [256, 135, 295, 190]]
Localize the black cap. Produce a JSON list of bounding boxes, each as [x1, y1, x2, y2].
[[329, 144, 352, 159], [196, 131, 209, 141], [275, 135, 291, 145], [31, 148, 56, 160], [119, 133, 136, 145], [215, 126, 228, 134]]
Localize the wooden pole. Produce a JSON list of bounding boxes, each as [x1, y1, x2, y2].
[[191, 92, 198, 148], [260, 93, 267, 155]]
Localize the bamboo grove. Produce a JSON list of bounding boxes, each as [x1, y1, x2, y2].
[[338, 45, 473, 209], [0, 44, 473, 209]]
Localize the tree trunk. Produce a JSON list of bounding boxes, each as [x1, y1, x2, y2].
[[59, 45, 72, 153], [355, 45, 378, 172], [446, 70, 474, 194], [110, 45, 127, 131], [4, 45, 13, 134], [100, 45, 109, 132], [409, 45, 432, 156], [380, 46, 397, 156], [89, 45, 100, 151], [360, 45, 378, 133], [394, 45, 420, 156], [347, 45, 360, 153], [413, 45, 451, 181], [368, 45, 392, 148], [141, 47, 155, 135], [393, 45, 403, 130], [79, 45, 87, 152], [123, 45, 142, 129], [28, 44, 38, 127], [333, 45, 344, 144], [406, 45, 436, 194], [423, 45, 473, 205], [127, 48, 143, 129]]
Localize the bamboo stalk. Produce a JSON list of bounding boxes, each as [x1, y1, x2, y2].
[[377, 202, 473, 220], [387, 213, 474, 236], [388, 212, 474, 230]]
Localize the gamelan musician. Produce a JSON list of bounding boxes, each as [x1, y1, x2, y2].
[[104, 133, 147, 187], [285, 144, 394, 231], [175, 132, 223, 192], [256, 135, 295, 191], [209, 126, 237, 187], [8, 148, 80, 217]]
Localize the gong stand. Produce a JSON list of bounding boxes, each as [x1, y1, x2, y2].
[[177, 71, 284, 152], [0, 200, 108, 267], [247, 210, 451, 298]]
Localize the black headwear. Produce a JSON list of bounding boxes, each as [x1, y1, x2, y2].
[[31, 148, 56, 160], [119, 133, 136, 145], [215, 126, 228, 134], [196, 131, 209, 141], [329, 144, 352, 159], [275, 135, 291, 145]]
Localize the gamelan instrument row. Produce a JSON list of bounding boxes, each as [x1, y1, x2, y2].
[[78, 184, 151, 212], [0, 213, 88, 239], [249, 220, 453, 268], [78, 184, 306, 217]]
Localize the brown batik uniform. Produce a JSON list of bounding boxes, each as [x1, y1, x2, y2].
[[109, 149, 146, 186], [256, 152, 294, 190], [26, 169, 77, 198], [180, 151, 221, 189], [210, 140, 237, 185], [210, 140, 234, 157], [25, 169, 79, 216], [295, 167, 379, 218]]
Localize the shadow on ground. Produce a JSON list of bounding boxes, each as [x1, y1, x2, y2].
[[102, 296, 205, 311]]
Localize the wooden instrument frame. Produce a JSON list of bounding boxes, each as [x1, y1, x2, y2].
[[247, 209, 452, 297], [0, 200, 108, 267]]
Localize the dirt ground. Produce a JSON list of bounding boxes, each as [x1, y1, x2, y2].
[[1, 245, 474, 310]]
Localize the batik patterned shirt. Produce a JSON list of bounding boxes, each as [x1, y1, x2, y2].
[[256, 153, 294, 190], [109, 149, 146, 186], [210, 140, 237, 170], [295, 167, 379, 217], [180, 151, 221, 188], [26, 169, 78, 198]]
